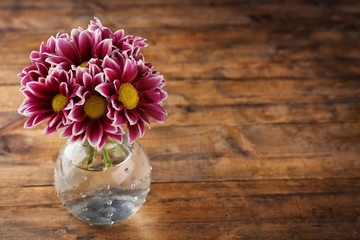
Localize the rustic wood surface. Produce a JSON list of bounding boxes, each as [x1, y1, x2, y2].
[[0, 0, 360, 239]]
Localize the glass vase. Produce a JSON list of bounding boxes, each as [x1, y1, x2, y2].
[[54, 136, 151, 226]]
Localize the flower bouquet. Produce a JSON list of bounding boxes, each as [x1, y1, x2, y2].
[[17, 18, 167, 225]]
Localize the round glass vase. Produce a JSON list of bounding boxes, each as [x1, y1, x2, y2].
[[54, 137, 151, 226]]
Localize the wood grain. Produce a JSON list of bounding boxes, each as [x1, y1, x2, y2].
[[0, 179, 359, 239], [0, 0, 360, 239]]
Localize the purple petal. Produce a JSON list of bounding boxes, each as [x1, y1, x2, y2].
[[121, 59, 138, 83], [138, 120, 145, 138], [95, 82, 114, 98], [45, 123, 58, 135], [34, 113, 52, 125], [103, 68, 118, 82], [94, 39, 112, 59], [82, 72, 93, 91], [70, 133, 86, 142], [103, 56, 121, 72], [140, 90, 162, 104], [102, 117, 117, 133], [111, 96, 124, 111], [108, 133, 123, 144], [24, 115, 37, 128], [72, 120, 87, 136], [127, 124, 139, 144], [48, 113, 62, 127], [56, 38, 81, 65], [113, 29, 124, 43], [124, 109, 138, 125], [92, 73, 104, 87], [78, 31, 94, 61], [135, 76, 162, 91], [35, 62, 49, 77], [69, 106, 85, 122], [113, 111, 127, 126], [86, 120, 103, 149], [27, 81, 54, 99], [60, 125, 74, 138], [136, 108, 151, 127], [98, 133, 108, 150], [59, 82, 69, 97], [140, 103, 166, 123]]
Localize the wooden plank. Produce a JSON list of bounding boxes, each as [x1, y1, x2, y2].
[[0, 122, 359, 186], [0, 6, 249, 31], [1, 0, 359, 10], [2, 123, 360, 162], [0, 179, 359, 239], [2, 2, 360, 33]]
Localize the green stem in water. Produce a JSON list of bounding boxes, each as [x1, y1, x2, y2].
[[102, 147, 111, 167], [107, 137, 125, 156], [87, 145, 94, 165]]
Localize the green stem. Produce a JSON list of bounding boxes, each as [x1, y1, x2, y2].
[[102, 147, 111, 167], [107, 137, 125, 156], [87, 145, 94, 165]]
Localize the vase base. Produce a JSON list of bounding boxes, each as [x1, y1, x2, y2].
[[66, 189, 148, 226]]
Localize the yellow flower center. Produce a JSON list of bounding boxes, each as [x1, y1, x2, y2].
[[79, 61, 89, 68], [84, 94, 107, 119], [118, 83, 139, 110], [52, 94, 68, 112]]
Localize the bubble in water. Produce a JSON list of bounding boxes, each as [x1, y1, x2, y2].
[[81, 207, 88, 211], [145, 174, 150, 180], [105, 184, 110, 190], [125, 168, 129, 173], [108, 212, 114, 217], [146, 188, 150, 193], [133, 196, 138, 201], [80, 192, 87, 198], [62, 203, 66, 206], [150, 166, 153, 171], [82, 176, 87, 181], [106, 200, 113, 206], [110, 221, 114, 225], [130, 183, 136, 189], [60, 191, 64, 196]]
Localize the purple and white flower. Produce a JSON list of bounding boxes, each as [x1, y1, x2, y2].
[[18, 18, 167, 149]]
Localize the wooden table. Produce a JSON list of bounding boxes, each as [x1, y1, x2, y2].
[[1, 0, 360, 239]]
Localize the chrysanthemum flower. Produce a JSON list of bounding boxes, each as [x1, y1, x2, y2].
[[88, 17, 148, 62], [18, 18, 167, 151], [61, 64, 124, 149], [18, 68, 79, 134], [46, 28, 113, 71], [19, 33, 69, 89], [95, 53, 167, 143]]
